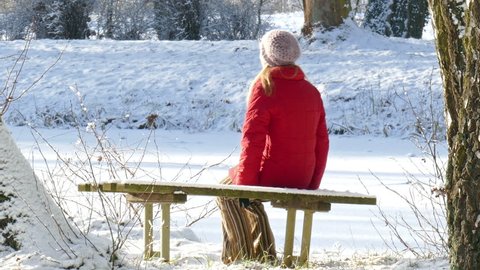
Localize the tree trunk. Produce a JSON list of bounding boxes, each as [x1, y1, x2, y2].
[[104, 0, 115, 39], [302, 0, 351, 36], [428, 0, 480, 268], [254, 0, 265, 38]]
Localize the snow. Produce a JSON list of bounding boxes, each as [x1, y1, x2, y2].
[[0, 122, 111, 270], [1, 19, 442, 137], [0, 14, 449, 269]]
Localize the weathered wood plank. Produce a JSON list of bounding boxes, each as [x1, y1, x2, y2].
[[271, 200, 331, 212], [126, 193, 187, 204], [78, 182, 376, 205]]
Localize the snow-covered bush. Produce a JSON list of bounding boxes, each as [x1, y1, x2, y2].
[[202, 0, 268, 40], [0, 0, 36, 40], [94, 0, 153, 40], [1, 0, 274, 41], [0, 0, 93, 40], [153, 0, 203, 40]]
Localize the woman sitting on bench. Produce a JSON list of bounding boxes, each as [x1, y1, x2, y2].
[[217, 29, 329, 264]]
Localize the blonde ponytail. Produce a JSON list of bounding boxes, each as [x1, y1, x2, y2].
[[247, 66, 274, 103]]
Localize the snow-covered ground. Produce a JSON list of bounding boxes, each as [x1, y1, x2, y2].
[[0, 13, 449, 269], [7, 127, 448, 270], [1, 16, 442, 137]]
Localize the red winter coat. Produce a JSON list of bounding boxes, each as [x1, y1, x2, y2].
[[229, 66, 329, 190]]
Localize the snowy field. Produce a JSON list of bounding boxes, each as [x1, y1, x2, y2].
[[1, 13, 450, 270]]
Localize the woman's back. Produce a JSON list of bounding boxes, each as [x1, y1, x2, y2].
[[232, 66, 328, 190]]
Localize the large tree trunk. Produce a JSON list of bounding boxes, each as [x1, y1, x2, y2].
[[302, 0, 350, 36], [428, 0, 480, 268]]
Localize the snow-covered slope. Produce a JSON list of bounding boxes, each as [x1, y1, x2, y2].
[[1, 20, 443, 138]]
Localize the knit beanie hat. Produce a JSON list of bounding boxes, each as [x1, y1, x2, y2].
[[259, 30, 301, 67]]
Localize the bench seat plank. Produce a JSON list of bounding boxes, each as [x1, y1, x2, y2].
[[78, 181, 376, 205]]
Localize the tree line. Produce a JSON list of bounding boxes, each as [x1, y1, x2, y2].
[[0, 0, 430, 41], [0, 0, 274, 40]]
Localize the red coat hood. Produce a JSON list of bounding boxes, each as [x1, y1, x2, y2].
[[269, 66, 305, 81]]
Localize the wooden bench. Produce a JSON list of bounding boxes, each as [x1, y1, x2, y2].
[[78, 181, 376, 267]]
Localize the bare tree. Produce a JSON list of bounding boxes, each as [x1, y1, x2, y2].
[[203, 0, 267, 40], [93, 0, 152, 40], [0, 0, 39, 40]]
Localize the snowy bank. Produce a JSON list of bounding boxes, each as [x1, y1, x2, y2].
[[1, 21, 443, 138]]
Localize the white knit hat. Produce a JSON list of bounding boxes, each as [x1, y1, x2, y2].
[[259, 30, 301, 67]]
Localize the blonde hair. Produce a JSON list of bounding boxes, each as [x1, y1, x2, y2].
[[247, 65, 300, 103], [247, 66, 273, 103]]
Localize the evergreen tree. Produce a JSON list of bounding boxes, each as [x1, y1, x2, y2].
[[363, 0, 390, 35], [153, 0, 202, 40], [364, 0, 429, 39], [406, 0, 429, 38], [45, 0, 92, 39]]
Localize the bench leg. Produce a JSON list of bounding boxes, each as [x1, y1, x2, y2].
[[283, 208, 296, 267], [144, 203, 153, 259], [299, 210, 314, 266], [161, 203, 170, 262], [142, 203, 171, 261]]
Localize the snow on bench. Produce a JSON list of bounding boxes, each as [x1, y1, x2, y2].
[[78, 181, 376, 267]]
